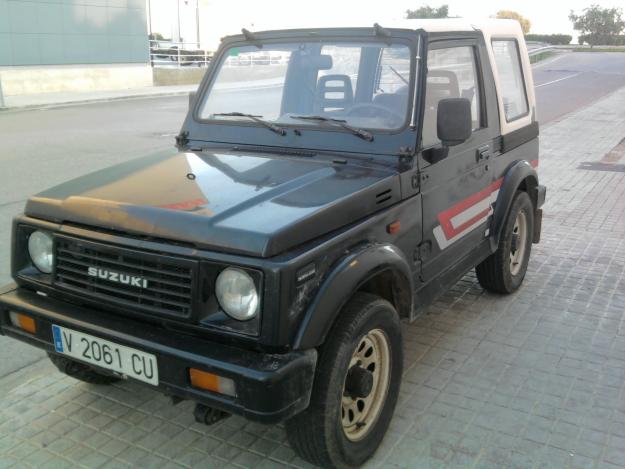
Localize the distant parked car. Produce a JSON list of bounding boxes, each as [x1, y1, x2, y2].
[[150, 40, 210, 65]]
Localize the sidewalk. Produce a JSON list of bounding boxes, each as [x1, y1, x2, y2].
[[0, 84, 198, 111]]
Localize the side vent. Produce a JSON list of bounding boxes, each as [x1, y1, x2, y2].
[[375, 188, 393, 205]]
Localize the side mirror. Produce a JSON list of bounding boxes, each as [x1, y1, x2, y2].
[[437, 98, 472, 147], [188, 91, 196, 109]]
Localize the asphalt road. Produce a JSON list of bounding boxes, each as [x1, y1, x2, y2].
[[533, 51, 625, 124], [0, 51, 624, 376], [0, 96, 188, 375]]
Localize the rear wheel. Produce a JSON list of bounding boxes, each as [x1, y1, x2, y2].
[[48, 353, 120, 385], [476, 191, 534, 293], [286, 293, 403, 468]]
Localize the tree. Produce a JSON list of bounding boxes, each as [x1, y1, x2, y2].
[[496, 10, 531, 34], [569, 5, 625, 46], [406, 5, 449, 19], [149, 32, 169, 41]]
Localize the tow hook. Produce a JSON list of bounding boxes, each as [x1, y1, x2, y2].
[[193, 403, 230, 425]]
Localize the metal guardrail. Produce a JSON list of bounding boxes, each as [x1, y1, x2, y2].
[[147, 40, 557, 69], [149, 40, 212, 68], [528, 45, 555, 56]]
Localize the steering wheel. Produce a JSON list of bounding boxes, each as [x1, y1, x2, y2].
[[345, 103, 404, 128]]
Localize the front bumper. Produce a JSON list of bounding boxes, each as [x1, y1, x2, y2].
[[0, 284, 317, 424]]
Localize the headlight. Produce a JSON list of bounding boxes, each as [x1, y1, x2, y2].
[[28, 230, 54, 274], [215, 268, 259, 321]]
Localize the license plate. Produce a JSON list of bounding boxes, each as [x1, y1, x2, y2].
[[52, 325, 158, 386]]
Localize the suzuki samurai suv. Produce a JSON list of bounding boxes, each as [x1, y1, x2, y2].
[[0, 19, 545, 467]]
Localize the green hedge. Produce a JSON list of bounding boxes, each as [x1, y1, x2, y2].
[[525, 34, 572, 45], [577, 34, 625, 46]]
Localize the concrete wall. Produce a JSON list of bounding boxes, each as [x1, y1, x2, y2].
[[0, 63, 152, 95], [0, 0, 149, 66], [152, 67, 206, 86]]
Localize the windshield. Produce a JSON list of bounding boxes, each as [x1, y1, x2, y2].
[[198, 40, 412, 131]]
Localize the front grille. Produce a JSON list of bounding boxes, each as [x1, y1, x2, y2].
[[53, 237, 197, 319]]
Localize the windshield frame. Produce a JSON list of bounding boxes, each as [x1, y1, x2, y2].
[[186, 28, 424, 156], [194, 35, 416, 135]]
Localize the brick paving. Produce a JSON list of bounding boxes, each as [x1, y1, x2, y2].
[[1, 86, 625, 468]]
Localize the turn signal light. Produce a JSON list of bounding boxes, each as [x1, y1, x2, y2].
[[9, 312, 36, 334], [189, 368, 236, 397], [387, 221, 401, 234]]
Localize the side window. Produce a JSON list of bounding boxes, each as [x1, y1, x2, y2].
[[422, 46, 481, 148], [491, 39, 528, 121]]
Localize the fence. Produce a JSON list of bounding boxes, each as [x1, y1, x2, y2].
[[148, 41, 559, 69], [149, 40, 212, 68]]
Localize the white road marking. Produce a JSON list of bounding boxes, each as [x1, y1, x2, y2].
[[535, 72, 582, 88]]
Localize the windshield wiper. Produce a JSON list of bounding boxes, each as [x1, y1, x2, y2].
[[289, 115, 374, 142], [212, 112, 287, 136], [389, 65, 409, 85]]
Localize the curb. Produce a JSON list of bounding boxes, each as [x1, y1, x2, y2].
[[0, 89, 194, 112]]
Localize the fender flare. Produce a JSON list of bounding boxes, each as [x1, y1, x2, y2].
[[293, 243, 414, 350], [490, 160, 538, 250]]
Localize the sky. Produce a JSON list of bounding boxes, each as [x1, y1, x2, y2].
[[150, 0, 625, 49]]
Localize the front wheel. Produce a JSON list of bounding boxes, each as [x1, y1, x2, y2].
[[286, 293, 403, 468], [476, 190, 534, 293]]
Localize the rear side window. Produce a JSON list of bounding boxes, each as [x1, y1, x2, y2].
[[491, 40, 528, 121]]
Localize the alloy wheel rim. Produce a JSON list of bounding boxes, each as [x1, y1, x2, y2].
[[510, 210, 528, 276], [341, 328, 391, 441]]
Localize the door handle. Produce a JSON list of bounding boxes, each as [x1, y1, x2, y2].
[[476, 145, 490, 162]]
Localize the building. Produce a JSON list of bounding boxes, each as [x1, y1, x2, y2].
[[0, 0, 152, 97]]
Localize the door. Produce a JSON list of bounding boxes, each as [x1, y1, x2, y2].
[[418, 38, 498, 282]]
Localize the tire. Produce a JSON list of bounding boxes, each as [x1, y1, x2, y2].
[[476, 190, 534, 293], [286, 293, 403, 468], [47, 352, 120, 385]]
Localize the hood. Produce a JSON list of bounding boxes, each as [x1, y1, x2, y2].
[[26, 150, 400, 257]]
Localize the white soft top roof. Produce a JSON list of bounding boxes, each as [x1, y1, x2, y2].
[[250, 18, 523, 37], [386, 18, 522, 34]]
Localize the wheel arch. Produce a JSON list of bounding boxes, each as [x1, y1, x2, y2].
[[490, 159, 538, 250], [293, 243, 413, 350]]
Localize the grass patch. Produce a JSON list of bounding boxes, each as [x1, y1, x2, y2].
[[572, 47, 625, 52], [530, 51, 555, 64]]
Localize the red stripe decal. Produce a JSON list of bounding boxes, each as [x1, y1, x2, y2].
[[436, 158, 537, 242], [449, 208, 492, 237], [437, 178, 503, 240]]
